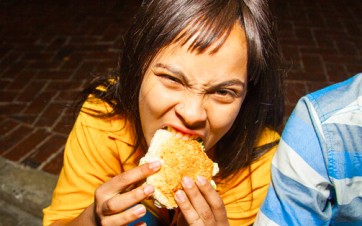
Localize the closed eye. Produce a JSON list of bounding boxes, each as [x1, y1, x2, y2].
[[155, 73, 185, 90], [208, 83, 244, 103], [215, 88, 238, 97], [159, 74, 182, 84]]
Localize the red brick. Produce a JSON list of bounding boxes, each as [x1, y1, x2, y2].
[[3, 129, 50, 161], [27, 60, 62, 70], [36, 70, 73, 80], [0, 118, 19, 135], [73, 61, 99, 79], [22, 52, 55, 61], [0, 51, 23, 69], [299, 46, 336, 56], [23, 91, 57, 114], [6, 74, 35, 90], [325, 64, 348, 82], [346, 64, 362, 76], [56, 91, 81, 102], [14, 43, 45, 52], [67, 37, 101, 46], [34, 103, 66, 127], [16, 80, 45, 102], [86, 51, 119, 60], [96, 61, 117, 73], [0, 125, 32, 155], [0, 80, 11, 89], [281, 46, 301, 63], [53, 112, 76, 135], [323, 55, 361, 65], [284, 105, 295, 121], [0, 103, 24, 115], [0, 90, 18, 102], [295, 28, 316, 45], [45, 80, 83, 91], [15, 70, 39, 78], [22, 134, 67, 168], [60, 52, 86, 69], [306, 81, 332, 93], [101, 23, 125, 42], [336, 41, 359, 56], [46, 37, 69, 51], [42, 150, 64, 175], [301, 54, 326, 79], [285, 82, 307, 106]]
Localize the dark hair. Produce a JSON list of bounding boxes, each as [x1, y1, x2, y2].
[[82, 0, 284, 179]]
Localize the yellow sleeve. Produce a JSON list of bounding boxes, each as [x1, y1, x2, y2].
[[217, 129, 280, 226], [43, 102, 138, 225]]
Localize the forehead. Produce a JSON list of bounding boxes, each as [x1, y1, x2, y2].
[[171, 20, 244, 55], [151, 23, 248, 80]]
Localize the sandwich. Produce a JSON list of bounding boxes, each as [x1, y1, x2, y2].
[[139, 128, 219, 209]]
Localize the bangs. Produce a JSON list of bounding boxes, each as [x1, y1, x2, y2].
[[171, 1, 241, 54]]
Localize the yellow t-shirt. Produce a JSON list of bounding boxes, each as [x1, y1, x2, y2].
[[43, 99, 279, 226]]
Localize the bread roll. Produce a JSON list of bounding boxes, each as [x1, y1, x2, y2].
[[140, 129, 219, 209]]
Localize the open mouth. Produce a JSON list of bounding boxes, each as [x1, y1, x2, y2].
[[162, 126, 203, 143]]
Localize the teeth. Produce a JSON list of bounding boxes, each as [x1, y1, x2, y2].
[[175, 133, 183, 139], [164, 126, 202, 142], [182, 134, 190, 140]]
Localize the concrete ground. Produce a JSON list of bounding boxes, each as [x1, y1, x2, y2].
[[0, 199, 41, 226], [0, 157, 57, 225]]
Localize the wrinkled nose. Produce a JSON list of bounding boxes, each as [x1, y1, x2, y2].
[[175, 94, 207, 129]]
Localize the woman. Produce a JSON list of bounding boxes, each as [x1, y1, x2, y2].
[[43, 0, 284, 225]]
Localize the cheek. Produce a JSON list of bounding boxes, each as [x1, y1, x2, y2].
[[207, 102, 241, 144], [139, 80, 158, 142], [213, 107, 239, 130], [139, 75, 160, 116], [139, 85, 173, 118], [139, 83, 176, 143]]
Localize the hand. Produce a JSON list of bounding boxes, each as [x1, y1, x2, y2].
[[93, 161, 161, 226], [174, 176, 229, 226]]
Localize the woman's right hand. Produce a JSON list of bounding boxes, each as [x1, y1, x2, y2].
[[51, 161, 162, 226], [91, 161, 162, 226], [52, 162, 161, 226]]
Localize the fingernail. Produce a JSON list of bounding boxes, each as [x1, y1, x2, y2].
[[175, 190, 186, 203], [182, 176, 193, 189], [196, 175, 207, 185], [133, 205, 146, 217], [149, 161, 161, 171], [143, 185, 154, 196]]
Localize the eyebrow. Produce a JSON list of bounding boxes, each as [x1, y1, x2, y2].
[[153, 63, 246, 89], [154, 63, 185, 78]]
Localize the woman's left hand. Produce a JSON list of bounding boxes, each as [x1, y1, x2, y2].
[[174, 176, 229, 226]]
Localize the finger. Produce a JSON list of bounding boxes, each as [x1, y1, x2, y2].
[[99, 161, 161, 195], [177, 176, 216, 224], [196, 176, 227, 223], [175, 189, 201, 224], [99, 204, 147, 226], [102, 184, 154, 215]]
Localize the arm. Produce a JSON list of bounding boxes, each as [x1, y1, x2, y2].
[[255, 98, 333, 226]]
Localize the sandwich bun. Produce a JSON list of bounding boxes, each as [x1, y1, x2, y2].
[[139, 129, 219, 209]]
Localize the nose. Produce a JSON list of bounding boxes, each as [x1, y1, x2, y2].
[[175, 93, 207, 129]]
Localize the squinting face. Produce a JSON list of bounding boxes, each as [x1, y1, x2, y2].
[[139, 23, 248, 153]]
